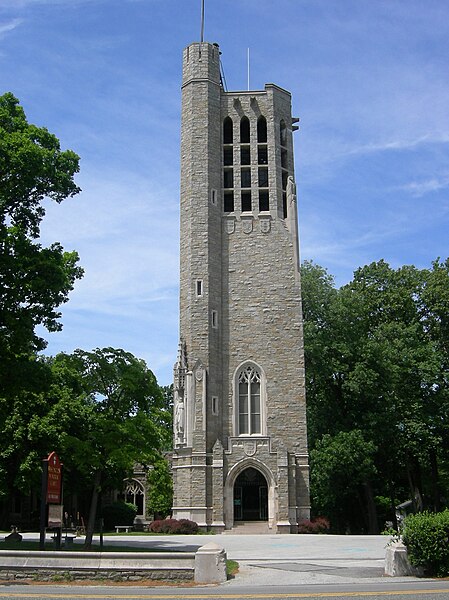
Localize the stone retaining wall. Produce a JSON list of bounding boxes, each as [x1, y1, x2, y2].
[[0, 543, 227, 584]]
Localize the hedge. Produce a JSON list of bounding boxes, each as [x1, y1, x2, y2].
[[402, 509, 449, 577], [297, 517, 330, 534], [149, 518, 199, 534]]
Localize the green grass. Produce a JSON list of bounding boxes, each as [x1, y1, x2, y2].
[[226, 559, 239, 578]]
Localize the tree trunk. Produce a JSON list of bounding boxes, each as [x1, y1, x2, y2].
[[429, 448, 441, 512], [406, 456, 423, 509], [84, 470, 102, 549], [363, 480, 379, 534]]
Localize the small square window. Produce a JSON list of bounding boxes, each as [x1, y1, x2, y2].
[[240, 146, 251, 165], [224, 191, 234, 212], [258, 146, 268, 165], [212, 396, 219, 415], [241, 191, 252, 212], [258, 167, 268, 188], [223, 147, 233, 166], [259, 190, 269, 212], [196, 280, 203, 297], [241, 168, 251, 188], [224, 169, 233, 189]]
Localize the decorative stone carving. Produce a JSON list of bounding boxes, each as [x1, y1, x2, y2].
[[225, 218, 235, 234], [260, 217, 271, 233], [287, 176, 297, 206], [124, 478, 144, 497], [243, 440, 257, 457], [174, 396, 185, 442], [173, 340, 188, 446], [241, 217, 253, 234]]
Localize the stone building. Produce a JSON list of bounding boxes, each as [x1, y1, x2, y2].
[[172, 41, 310, 533]]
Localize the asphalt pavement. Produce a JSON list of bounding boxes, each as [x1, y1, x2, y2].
[[19, 532, 430, 587]]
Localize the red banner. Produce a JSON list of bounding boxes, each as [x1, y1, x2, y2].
[[46, 451, 62, 504]]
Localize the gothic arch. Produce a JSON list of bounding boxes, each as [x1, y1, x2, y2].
[[224, 458, 276, 530], [123, 478, 145, 516], [232, 360, 267, 436]]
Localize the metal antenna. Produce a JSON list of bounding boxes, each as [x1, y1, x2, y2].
[[247, 48, 250, 91], [200, 0, 205, 43]]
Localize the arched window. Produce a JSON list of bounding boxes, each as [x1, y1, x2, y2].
[[257, 116, 267, 143], [240, 116, 250, 144], [223, 117, 233, 144], [123, 478, 145, 516], [237, 364, 265, 435]]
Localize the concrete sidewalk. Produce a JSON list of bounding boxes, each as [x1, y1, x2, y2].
[[19, 532, 424, 586]]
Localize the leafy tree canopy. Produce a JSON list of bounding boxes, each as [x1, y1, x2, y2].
[[302, 258, 449, 532], [0, 93, 82, 371], [47, 348, 169, 547], [0, 92, 80, 236]]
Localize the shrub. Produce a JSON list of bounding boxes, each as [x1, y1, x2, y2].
[[102, 501, 137, 530], [149, 518, 198, 534], [402, 510, 449, 577], [297, 516, 330, 534], [177, 518, 199, 534]]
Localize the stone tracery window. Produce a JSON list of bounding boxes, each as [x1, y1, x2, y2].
[[238, 364, 262, 435], [123, 478, 145, 515]]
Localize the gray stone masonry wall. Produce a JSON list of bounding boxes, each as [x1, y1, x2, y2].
[[173, 41, 310, 531], [0, 545, 227, 584], [174, 42, 222, 520], [0, 550, 195, 582]]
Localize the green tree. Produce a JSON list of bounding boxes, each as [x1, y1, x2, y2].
[[310, 430, 377, 533], [302, 259, 449, 532], [50, 348, 169, 548], [0, 92, 80, 236], [0, 92, 82, 391], [0, 93, 82, 524], [147, 457, 173, 519]]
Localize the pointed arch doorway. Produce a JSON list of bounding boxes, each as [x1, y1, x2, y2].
[[233, 467, 268, 521]]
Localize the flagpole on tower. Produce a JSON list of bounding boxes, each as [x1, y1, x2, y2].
[[200, 0, 205, 43]]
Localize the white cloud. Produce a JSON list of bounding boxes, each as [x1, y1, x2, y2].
[[343, 135, 449, 159], [39, 167, 179, 316], [0, 18, 22, 36], [398, 175, 449, 198]]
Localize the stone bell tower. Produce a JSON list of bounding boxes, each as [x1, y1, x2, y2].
[[172, 41, 310, 533]]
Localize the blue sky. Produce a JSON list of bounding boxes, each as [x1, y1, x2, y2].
[[1, 0, 448, 385]]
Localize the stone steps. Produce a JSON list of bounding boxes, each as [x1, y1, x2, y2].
[[224, 521, 271, 534]]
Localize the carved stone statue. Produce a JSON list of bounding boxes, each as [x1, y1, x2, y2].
[[287, 175, 297, 205], [174, 395, 185, 443]]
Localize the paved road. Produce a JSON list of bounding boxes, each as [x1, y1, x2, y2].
[[20, 532, 410, 586], [0, 581, 449, 600]]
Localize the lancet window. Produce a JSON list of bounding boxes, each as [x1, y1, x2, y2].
[[237, 364, 264, 435]]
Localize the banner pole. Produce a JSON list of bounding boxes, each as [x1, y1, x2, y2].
[[39, 458, 48, 550]]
